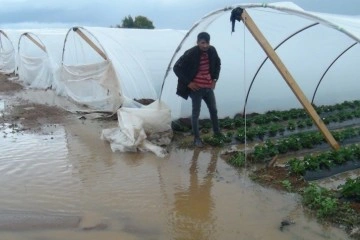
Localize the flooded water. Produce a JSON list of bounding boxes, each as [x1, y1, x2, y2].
[[0, 117, 352, 239]]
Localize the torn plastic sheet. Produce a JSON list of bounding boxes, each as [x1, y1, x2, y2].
[[101, 100, 172, 157]]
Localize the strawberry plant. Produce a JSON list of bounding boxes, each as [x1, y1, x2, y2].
[[219, 117, 234, 129], [338, 177, 360, 201], [287, 120, 296, 131], [288, 157, 306, 175], [302, 184, 338, 218], [227, 151, 246, 167]]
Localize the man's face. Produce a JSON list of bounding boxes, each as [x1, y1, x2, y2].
[[197, 39, 209, 52]]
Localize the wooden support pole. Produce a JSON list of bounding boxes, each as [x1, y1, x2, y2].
[[74, 28, 107, 60], [24, 33, 47, 52], [0, 30, 10, 48], [0, 30, 8, 38], [241, 9, 340, 150]]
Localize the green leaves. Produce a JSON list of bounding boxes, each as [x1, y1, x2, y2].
[[287, 144, 360, 175], [338, 177, 360, 201], [203, 132, 232, 147], [118, 15, 155, 29], [227, 151, 246, 167], [303, 184, 339, 218]]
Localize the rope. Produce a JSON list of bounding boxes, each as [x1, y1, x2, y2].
[[243, 16, 248, 167]]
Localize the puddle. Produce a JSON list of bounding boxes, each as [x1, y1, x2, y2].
[[0, 119, 352, 240]]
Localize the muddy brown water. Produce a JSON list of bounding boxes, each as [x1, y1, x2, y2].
[[0, 89, 352, 239]]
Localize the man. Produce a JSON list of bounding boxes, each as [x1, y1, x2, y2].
[[174, 32, 222, 147]]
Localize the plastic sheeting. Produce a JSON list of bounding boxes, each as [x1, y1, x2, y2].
[[17, 29, 68, 89], [101, 100, 172, 157], [58, 61, 122, 112], [0, 30, 22, 74], [160, 2, 360, 120], [61, 27, 186, 112], [2, 27, 185, 114]]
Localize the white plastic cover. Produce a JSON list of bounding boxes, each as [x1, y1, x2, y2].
[[17, 29, 68, 89], [0, 30, 23, 74], [160, 2, 360, 120], [58, 61, 122, 112], [61, 27, 186, 112], [101, 100, 172, 157]]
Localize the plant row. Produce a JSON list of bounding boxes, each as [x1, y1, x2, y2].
[[173, 99, 360, 137], [216, 127, 360, 165], [288, 144, 360, 175], [218, 99, 360, 130], [224, 108, 360, 138]]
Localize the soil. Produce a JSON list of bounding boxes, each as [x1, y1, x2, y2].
[[250, 166, 308, 192], [0, 74, 23, 93], [0, 74, 70, 130]]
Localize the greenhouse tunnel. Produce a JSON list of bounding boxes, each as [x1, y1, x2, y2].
[[61, 27, 185, 112], [160, 2, 360, 120]]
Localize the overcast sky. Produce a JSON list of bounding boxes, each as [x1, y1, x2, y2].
[[0, 0, 359, 30]]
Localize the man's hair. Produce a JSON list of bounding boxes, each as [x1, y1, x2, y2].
[[197, 32, 210, 43]]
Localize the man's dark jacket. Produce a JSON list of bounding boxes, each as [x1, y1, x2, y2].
[[173, 45, 221, 100]]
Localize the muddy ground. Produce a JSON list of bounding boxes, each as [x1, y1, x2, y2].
[[0, 74, 70, 130]]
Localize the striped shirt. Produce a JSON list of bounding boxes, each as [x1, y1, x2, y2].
[[193, 51, 213, 88]]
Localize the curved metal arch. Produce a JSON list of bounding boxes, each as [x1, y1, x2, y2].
[[18, 32, 47, 53], [62, 26, 109, 65], [243, 22, 319, 115], [311, 42, 358, 104]]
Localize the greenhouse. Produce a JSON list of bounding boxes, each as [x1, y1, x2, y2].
[[1, 27, 185, 113], [59, 27, 186, 112], [160, 2, 360, 120]]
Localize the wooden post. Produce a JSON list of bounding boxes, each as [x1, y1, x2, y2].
[[0, 30, 8, 38], [74, 28, 107, 60], [24, 33, 47, 52], [241, 9, 339, 150]]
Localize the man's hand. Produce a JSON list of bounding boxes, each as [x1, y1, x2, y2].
[[188, 82, 200, 91], [211, 80, 216, 89]]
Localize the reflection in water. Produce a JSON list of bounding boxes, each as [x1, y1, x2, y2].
[[171, 149, 217, 240]]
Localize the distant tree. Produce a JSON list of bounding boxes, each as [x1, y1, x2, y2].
[[121, 15, 135, 28], [133, 16, 155, 29], [117, 15, 155, 29]]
